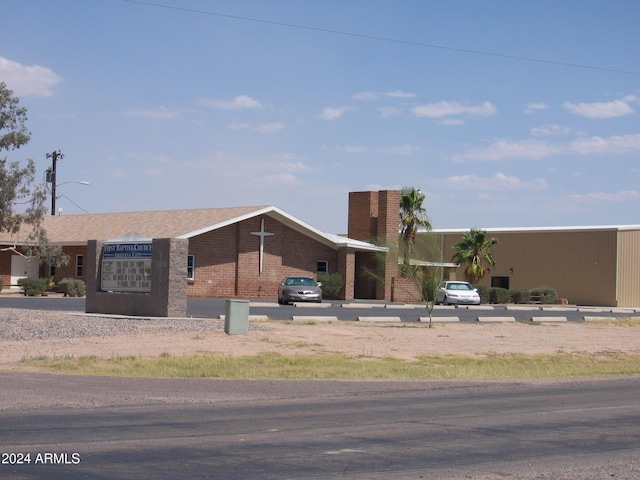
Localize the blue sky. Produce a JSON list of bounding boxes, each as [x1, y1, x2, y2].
[[2, 0, 639, 234]]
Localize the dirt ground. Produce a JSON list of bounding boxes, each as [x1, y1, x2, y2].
[[2, 312, 640, 370]]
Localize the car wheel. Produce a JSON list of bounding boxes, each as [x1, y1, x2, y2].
[[443, 295, 449, 306]]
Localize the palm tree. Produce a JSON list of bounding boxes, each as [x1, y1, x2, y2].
[[451, 228, 498, 284], [399, 187, 432, 271]]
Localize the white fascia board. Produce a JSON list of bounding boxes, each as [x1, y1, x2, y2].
[[266, 207, 385, 251], [176, 207, 274, 239], [432, 224, 640, 234], [177, 205, 384, 252], [399, 259, 459, 268]]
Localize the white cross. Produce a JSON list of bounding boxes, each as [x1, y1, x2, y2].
[[250, 218, 274, 274]]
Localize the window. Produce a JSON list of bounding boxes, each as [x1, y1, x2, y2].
[[75, 255, 83, 277], [317, 260, 328, 274], [187, 255, 195, 280], [491, 276, 509, 289], [48, 258, 56, 277]]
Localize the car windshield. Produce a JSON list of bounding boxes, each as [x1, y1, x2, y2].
[[286, 277, 317, 287], [447, 283, 473, 291]]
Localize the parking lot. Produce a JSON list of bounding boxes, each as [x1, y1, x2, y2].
[[1, 293, 639, 323]]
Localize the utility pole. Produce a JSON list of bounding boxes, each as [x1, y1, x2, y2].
[[46, 150, 63, 216]]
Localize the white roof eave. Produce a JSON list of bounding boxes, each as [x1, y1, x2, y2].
[[177, 205, 384, 252]]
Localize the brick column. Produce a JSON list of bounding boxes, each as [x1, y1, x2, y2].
[[377, 190, 401, 301], [337, 246, 355, 300], [348, 191, 378, 241]]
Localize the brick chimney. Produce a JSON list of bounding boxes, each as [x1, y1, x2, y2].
[[348, 190, 400, 301]]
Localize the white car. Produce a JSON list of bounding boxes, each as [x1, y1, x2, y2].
[[435, 281, 481, 305]]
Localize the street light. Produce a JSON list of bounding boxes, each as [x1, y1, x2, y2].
[[50, 181, 90, 215], [45, 150, 90, 215]]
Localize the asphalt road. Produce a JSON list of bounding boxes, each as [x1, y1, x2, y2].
[[0, 295, 637, 322], [1, 374, 639, 479]]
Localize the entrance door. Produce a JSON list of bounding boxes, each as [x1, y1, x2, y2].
[[10, 255, 39, 288]]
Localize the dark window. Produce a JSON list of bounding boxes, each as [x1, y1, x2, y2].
[[317, 260, 328, 274], [491, 276, 509, 289], [75, 255, 83, 277], [187, 255, 195, 280]]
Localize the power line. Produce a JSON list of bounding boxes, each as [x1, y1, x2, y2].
[[123, 0, 640, 76]]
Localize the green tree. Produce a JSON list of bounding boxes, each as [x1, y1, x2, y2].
[[0, 81, 61, 264], [399, 187, 432, 272], [451, 228, 498, 284]]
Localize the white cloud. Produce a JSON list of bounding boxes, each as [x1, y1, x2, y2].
[[443, 172, 548, 191], [229, 122, 285, 133], [380, 145, 420, 155], [338, 145, 368, 153], [0, 56, 62, 97], [523, 102, 550, 114], [123, 106, 180, 119], [198, 94, 262, 109], [353, 90, 416, 101], [275, 161, 317, 173], [568, 133, 640, 154], [412, 100, 496, 119], [320, 106, 350, 120], [386, 90, 416, 98], [530, 124, 571, 137], [144, 167, 164, 177], [378, 106, 403, 118], [453, 139, 559, 162], [562, 95, 637, 119], [265, 172, 299, 185], [352, 91, 379, 101], [567, 190, 640, 203], [255, 122, 285, 133], [184, 152, 316, 188]]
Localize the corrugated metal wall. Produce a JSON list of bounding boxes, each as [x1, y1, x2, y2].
[[433, 229, 619, 306], [616, 230, 640, 307]]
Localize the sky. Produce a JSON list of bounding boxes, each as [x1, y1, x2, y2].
[[2, 0, 639, 235]]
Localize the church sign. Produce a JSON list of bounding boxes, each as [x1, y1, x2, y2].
[[101, 241, 152, 292]]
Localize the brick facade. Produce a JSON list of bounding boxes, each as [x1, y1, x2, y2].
[[186, 216, 338, 299], [2, 196, 396, 301], [347, 189, 421, 302]]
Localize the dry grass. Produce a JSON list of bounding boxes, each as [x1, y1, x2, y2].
[[21, 351, 640, 380]]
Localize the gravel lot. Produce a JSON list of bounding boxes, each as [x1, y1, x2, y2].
[[2, 308, 640, 369]]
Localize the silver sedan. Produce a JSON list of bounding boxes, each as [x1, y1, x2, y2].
[[277, 276, 322, 304]]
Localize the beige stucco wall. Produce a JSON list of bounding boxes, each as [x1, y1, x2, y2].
[[616, 230, 640, 307], [428, 229, 620, 307]]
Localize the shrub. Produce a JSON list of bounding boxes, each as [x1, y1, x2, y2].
[[489, 287, 512, 304], [317, 273, 344, 300], [58, 278, 86, 297], [511, 289, 531, 304], [42, 278, 55, 292], [530, 286, 558, 305], [0, 277, 4, 291], [17, 277, 48, 296], [473, 284, 491, 304]]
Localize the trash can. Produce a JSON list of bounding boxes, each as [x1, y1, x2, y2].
[[224, 299, 250, 335]]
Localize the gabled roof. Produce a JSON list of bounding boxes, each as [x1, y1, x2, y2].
[[1, 205, 385, 252]]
